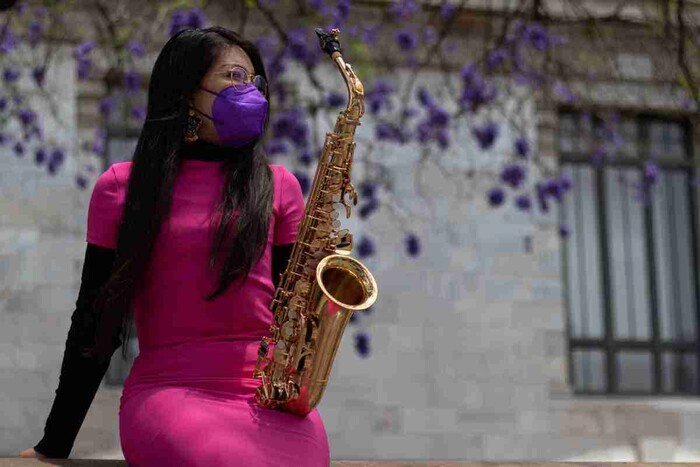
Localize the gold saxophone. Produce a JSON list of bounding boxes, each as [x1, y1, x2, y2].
[[253, 28, 378, 416]]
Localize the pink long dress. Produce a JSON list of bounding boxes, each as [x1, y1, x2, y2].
[[86, 159, 330, 466]]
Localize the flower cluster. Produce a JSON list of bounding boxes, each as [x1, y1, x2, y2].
[[74, 41, 96, 81], [168, 7, 206, 36], [459, 64, 497, 114], [272, 108, 310, 149], [415, 87, 450, 149]]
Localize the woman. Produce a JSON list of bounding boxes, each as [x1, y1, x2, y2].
[[19, 26, 330, 466]]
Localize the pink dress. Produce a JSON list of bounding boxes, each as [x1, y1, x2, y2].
[[86, 159, 330, 466]]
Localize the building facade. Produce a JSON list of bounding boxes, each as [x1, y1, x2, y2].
[[2, 0, 700, 461]]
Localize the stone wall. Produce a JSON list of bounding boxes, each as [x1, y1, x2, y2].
[[2, 1, 700, 462]]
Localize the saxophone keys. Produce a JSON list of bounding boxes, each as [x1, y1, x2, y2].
[[315, 222, 332, 236], [273, 340, 288, 363], [281, 320, 298, 342], [294, 279, 311, 297]]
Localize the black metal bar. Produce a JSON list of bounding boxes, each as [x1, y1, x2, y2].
[[595, 117, 616, 393], [638, 115, 663, 394]]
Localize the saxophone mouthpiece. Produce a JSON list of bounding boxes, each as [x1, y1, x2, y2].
[[315, 28, 342, 57]]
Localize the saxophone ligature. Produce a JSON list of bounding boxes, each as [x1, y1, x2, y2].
[[253, 27, 378, 416]]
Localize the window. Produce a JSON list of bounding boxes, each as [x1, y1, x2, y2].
[[559, 111, 699, 395]]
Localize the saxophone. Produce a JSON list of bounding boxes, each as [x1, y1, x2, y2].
[[253, 28, 378, 416]]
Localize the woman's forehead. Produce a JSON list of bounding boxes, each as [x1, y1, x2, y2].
[[213, 46, 254, 73]]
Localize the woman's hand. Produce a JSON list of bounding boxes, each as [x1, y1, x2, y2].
[[18, 447, 50, 461]]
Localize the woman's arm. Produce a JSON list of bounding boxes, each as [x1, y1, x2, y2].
[[33, 243, 120, 458], [271, 243, 294, 290]]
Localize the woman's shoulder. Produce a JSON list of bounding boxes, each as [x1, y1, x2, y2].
[[91, 161, 132, 203]]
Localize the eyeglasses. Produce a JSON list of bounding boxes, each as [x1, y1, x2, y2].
[[224, 65, 268, 95]]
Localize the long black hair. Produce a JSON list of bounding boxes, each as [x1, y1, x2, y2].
[[85, 26, 274, 362]]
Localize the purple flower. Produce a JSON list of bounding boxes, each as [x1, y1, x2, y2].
[[48, 149, 65, 174], [14, 1, 28, 15], [293, 171, 311, 195], [354, 331, 370, 357], [35, 147, 46, 164], [515, 136, 529, 158], [32, 66, 45, 87], [500, 163, 527, 189], [0, 24, 19, 53], [14, 141, 24, 157], [168, 10, 187, 36], [76, 174, 88, 190], [298, 148, 315, 165], [77, 58, 91, 80], [74, 41, 96, 59], [366, 79, 396, 115], [376, 122, 408, 143], [357, 236, 375, 258], [99, 97, 115, 118], [644, 162, 659, 185], [472, 122, 499, 150], [357, 24, 380, 47], [326, 92, 345, 107], [127, 40, 145, 57], [524, 23, 550, 51], [123, 70, 141, 94], [19, 109, 36, 126], [359, 181, 377, 199], [389, 0, 419, 20], [543, 178, 566, 202], [402, 107, 418, 119], [272, 108, 309, 148], [440, 2, 457, 19], [559, 224, 571, 238], [553, 80, 576, 104], [405, 233, 420, 257], [359, 198, 379, 219], [131, 105, 146, 121], [334, 0, 351, 23], [27, 21, 43, 48], [487, 187, 505, 207], [459, 65, 497, 113], [515, 194, 531, 211], [0, 97, 6, 111], [286, 28, 319, 68], [486, 48, 508, 71], [559, 173, 572, 191], [417, 87, 434, 108], [3, 67, 20, 83], [266, 140, 288, 155], [186, 7, 206, 29], [395, 29, 418, 52]]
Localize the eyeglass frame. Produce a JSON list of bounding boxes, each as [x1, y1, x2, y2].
[[218, 65, 268, 95]]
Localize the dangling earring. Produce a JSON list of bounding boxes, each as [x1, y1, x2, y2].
[[184, 108, 202, 143]]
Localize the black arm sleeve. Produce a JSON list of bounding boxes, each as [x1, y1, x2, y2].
[[33, 242, 120, 459], [271, 243, 294, 290]]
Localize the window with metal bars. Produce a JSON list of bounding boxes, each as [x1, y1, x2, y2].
[[559, 110, 699, 395]]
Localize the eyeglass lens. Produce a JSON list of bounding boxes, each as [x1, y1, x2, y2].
[[230, 67, 267, 94]]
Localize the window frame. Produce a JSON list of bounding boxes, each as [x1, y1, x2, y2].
[[559, 109, 700, 396]]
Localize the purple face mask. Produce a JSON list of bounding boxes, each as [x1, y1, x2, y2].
[[194, 84, 268, 148]]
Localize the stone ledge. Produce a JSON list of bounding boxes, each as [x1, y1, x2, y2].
[[2, 460, 698, 467]]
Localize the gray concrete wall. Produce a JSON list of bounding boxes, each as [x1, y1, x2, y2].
[[3, 2, 700, 462]]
